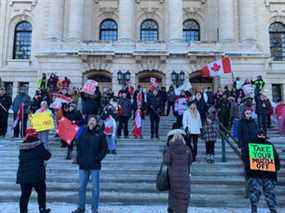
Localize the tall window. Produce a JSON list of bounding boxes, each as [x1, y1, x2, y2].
[[269, 22, 285, 61], [13, 21, 32, 59], [99, 19, 118, 41], [183, 19, 200, 42], [140, 19, 159, 41]]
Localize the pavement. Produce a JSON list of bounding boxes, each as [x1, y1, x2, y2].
[[0, 203, 285, 213]]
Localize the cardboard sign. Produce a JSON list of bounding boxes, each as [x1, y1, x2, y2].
[[243, 84, 254, 96], [249, 143, 276, 172], [56, 117, 79, 144], [30, 112, 54, 132], [82, 80, 98, 95]]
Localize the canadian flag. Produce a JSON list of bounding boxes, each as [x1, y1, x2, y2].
[[201, 57, 232, 77]]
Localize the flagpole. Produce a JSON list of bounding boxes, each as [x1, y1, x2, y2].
[[21, 103, 24, 137]]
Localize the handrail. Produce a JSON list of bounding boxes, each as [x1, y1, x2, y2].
[[217, 121, 241, 162]]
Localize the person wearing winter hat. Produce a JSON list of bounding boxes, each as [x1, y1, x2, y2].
[[16, 128, 52, 213], [244, 129, 280, 213]]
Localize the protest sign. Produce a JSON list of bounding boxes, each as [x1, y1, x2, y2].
[[56, 117, 79, 145], [249, 143, 276, 172], [243, 84, 254, 97], [82, 80, 98, 95], [30, 112, 54, 132]]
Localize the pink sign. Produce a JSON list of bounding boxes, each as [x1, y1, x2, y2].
[[82, 80, 98, 95]]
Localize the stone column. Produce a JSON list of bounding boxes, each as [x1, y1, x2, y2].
[[119, 0, 134, 41], [47, 0, 64, 40], [68, 0, 84, 41], [219, 0, 235, 42], [168, 0, 183, 42], [240, 0, 256, 43]]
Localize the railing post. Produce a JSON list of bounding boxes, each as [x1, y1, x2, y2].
[[221, 134, 226, 162]]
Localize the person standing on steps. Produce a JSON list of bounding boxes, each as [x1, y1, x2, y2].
[[183, 102, 202, 162], [238, 109, 258, 198], [65, 102, 83, 160], [174, 91, 188, 128], [243, 129, 280, 213], [147, 89, 161, 139], [166, 85, 176, 116], [72, 116, 108, 213], [102, 108, 117, 154], [36, 101, 53, 149], [201, 116, 219, 163], [164, 130, 192, 213], [12, 85, 31, 138], [117, 91, 132, 138], [0, 86, 12, 138], [17, 128, 52, 213]]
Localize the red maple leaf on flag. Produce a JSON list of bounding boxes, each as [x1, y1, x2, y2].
[[211, 63, 221, 72]]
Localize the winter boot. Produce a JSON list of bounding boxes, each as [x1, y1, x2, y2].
[[66, 150, 72, 160], [72, 208, 85, 213], [206, 154, 210, 163], [39, 208, 51, 213]]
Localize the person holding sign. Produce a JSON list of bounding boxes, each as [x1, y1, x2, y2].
[[35, 101, 53, 149], [243, 129, 280, 213]]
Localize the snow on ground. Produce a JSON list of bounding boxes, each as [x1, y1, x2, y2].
[[0, 203, 284, 213]]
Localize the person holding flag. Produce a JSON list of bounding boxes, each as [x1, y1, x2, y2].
[[0, 86, 12, 137], [12, 86, 31, 138]]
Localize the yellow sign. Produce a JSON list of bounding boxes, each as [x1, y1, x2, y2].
[[30, 111, 54, 132]]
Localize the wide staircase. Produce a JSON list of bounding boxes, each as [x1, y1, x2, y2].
[[0, 115, 284, 209]]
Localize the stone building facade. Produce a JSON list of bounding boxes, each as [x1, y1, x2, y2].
[[0, 0, 285, 101]]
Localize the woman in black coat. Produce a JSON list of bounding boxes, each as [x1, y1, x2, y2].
[[17, 128, 52, 213]]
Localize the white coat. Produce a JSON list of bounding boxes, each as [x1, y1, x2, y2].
[[182, 110, 202, 134]]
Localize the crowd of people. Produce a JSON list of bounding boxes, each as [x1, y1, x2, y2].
[[0, 73, 283, 213]]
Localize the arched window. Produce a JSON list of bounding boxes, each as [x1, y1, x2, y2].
[[13, 21, 32, 59], [140, 19, 159, 41], [269, 22, 285, 61], [99, 19, 118, 41], [183, 19, 200, 42]]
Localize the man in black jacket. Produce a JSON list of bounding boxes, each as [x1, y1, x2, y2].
[[147, 89, 161, 139], [0, 87, 12, 137], [238, 109, 258, 152], [117, 92, 132, 138], [244, 129, 280, 213], [17, 128, 51, 213], [12, 86, 31, 137], [73, 116, 108, 213], [255, 93, 269, 134]]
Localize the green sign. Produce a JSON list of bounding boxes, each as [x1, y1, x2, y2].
[[248, 143, 276, 172]]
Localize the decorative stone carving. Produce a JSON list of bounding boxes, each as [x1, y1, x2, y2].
[[9, 0, 38, 12], [82, 56, 113, 72], [139, 7, 160, 18], [135, 56, 165, 72]]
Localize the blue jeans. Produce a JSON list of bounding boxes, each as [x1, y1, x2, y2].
[[106, 135, 116, 151], [38, 131, 49, 149], [78, 170, 100, 211]]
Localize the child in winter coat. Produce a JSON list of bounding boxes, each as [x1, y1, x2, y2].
[[103, 109, 117, 154], [202, 117, 219, 163], [132, 107, 142, 139]]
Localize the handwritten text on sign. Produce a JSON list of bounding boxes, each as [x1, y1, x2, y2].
[[249, 143, 276, 172], [30, 112, 54, 132], [82, 80, 98, 95]]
